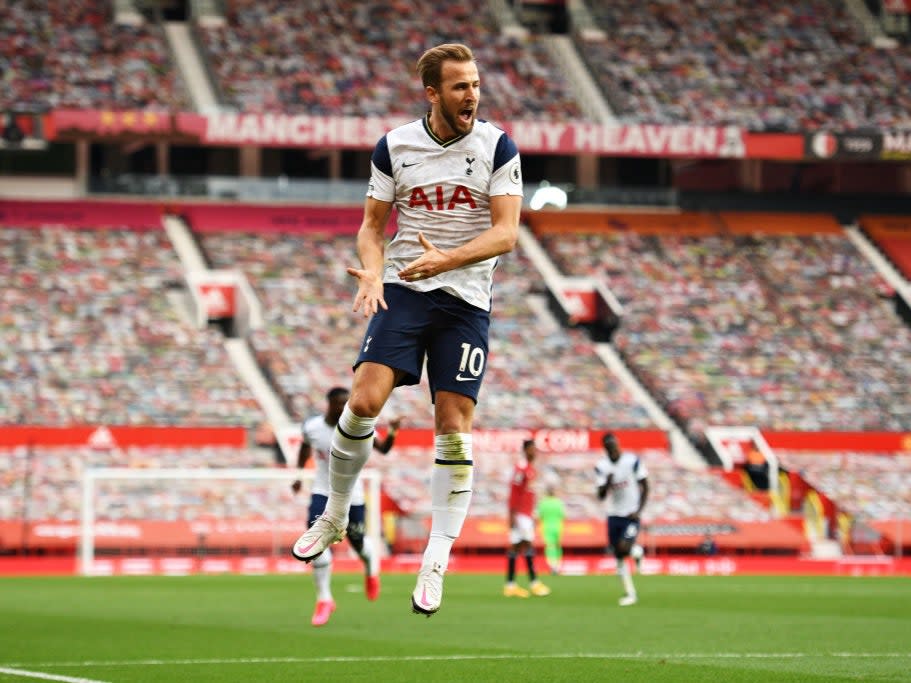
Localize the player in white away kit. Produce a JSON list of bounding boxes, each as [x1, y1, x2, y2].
[[292, 43, 523, 618], [595, 432, 649, 606], [292, 387, 399, 626]]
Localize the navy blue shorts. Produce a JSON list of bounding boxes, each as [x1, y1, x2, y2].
[[355, 284, 490, 403], [308, 494, 366, 544], [607, 515, 640, 549]]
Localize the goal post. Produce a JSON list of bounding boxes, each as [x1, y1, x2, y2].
[[79, 467, 382, 576]]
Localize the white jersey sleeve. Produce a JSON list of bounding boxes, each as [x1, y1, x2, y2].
[[594, 457, 611, 488]]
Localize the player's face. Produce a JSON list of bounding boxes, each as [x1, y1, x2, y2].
[[430, 60, 480, 138]]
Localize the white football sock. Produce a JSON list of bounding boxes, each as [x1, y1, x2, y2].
[[422, 433, 473, 571], [325, 405, 376, 523], [358, 536, 377, 576], [312, 547, 333, 602], [617, 558, 636, 597]]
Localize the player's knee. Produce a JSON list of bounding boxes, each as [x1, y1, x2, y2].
[[347, 385, 387, 418], [434, 395, 475, 435]]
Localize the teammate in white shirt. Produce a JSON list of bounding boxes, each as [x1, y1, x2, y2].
[[292, 43, 523, 618], [595, 432, 649, 606], [292, 387, 399, 627]]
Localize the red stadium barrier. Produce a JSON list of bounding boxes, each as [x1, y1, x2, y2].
[[0, 515, 809, 555], [0, 425, 247, 448], [0, 199, 163, 228]]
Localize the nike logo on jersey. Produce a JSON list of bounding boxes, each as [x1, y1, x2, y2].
[[402, 161, 421, 168], [455, 374, 478, 382]]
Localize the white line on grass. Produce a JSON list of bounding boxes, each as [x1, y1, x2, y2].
[[0, 667, 110, 683], [2, 652, 910, 669]]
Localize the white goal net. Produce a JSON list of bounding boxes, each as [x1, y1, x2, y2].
[[79, 467, 382, 576]]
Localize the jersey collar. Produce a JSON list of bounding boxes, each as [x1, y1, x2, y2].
[[423, 113, 468, 148]]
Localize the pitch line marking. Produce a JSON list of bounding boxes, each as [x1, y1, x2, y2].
[[2, 652, 910, 669], [0, 667, 111, 683]]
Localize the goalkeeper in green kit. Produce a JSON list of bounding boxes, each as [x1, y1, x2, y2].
[[537, 485, 566, 575]]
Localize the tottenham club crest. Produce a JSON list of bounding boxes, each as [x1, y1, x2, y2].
[[465, 156, 475, 175]]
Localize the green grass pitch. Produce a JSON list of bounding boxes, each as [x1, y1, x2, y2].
[[1, 573, 909, 682]]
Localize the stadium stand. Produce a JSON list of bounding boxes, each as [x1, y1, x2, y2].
[[0, 0, 190, 111], [0, 224, 264, 427], [576, 0, 911, 131], [533, 211, 911, 439], [779, 450, 911, 522], [777, 449, 911, 553], [193, 0, 587, 121]]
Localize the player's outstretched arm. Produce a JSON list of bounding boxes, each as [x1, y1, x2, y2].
[[597, 474, 613, 501], [636, 478, 650, 517], [349, 197, 393, 317], [292, 442, 311, 494], [373, 417, 401, 454], [397, 194, 521, 282]]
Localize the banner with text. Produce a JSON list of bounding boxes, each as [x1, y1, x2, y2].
[[5, 427, 908, 453], [43, 110, 789, 159], [47, 110, 911, 161]]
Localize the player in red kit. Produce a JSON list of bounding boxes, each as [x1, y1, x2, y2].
[[504, 439, 551, 597]]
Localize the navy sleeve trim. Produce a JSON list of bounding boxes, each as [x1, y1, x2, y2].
[[372, 135, 392, 176], [493, 133, 518, 173], [633, 457, 640, 473]]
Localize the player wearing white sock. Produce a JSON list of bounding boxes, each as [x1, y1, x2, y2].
[[291, 42, 523, 617], [595, 432, 650, 607], [291, 388, 399, 625]]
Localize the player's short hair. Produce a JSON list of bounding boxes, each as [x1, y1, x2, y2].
[[602, 432, 618, 449], [522, 439, 535, 449], [326, 386, 349, 401], [417, 43, 475, 89]]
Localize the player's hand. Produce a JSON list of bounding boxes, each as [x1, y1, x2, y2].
[[389, 417, 402, 430], [347, 267, 387, 317], [291, 479, 302, 494], [397, 232, 450, 282], [628, 511, 640, 522]]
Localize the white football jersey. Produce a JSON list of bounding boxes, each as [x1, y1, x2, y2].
[[594, 452, 648, 517], [301, 415, 366, 505], [367, 115, 523, 312]]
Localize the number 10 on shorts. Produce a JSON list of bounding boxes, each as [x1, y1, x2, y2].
[[458, 342, 485, 379]]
